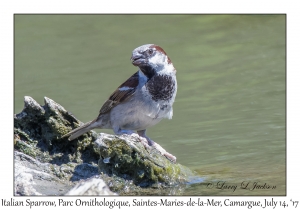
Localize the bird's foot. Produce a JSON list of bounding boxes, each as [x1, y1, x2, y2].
[[137, 136, 151, 149], [152, 142, 177, 163], [136, 130, 176, 163]]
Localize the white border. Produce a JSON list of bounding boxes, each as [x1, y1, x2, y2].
[[2, 0, 299, 209]]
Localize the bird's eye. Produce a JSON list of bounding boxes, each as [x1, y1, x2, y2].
[[148, 49, 153, 55]]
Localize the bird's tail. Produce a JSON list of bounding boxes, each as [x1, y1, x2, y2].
[[62, 119, 97, 141]]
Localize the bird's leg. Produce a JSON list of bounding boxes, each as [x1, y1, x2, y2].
[[137, 130, 155, 145], [137, 130, 177, 163], [113, 127, 135, 135]]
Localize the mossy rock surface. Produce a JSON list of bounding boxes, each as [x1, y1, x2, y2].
[[14, 96, 99, 166], [94, 133, 195, 188], [14, 96, 199, 195]]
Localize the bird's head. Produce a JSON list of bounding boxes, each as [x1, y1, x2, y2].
[[130, 44, 173, 77]]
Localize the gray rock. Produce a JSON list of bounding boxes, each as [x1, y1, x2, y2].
[[14, 151, 72, 195], [15, 160, 42, 195], [66, 177, 116, 195]]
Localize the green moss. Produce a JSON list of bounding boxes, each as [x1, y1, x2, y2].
[[14, 96, 99, 169], [46, 116, 70, 138], [14, 128, 39, 158], [77, 136, 93, 151], [14, 128, 37, 145], [14, 139, 37, 158], [95, 134, 195, 187]]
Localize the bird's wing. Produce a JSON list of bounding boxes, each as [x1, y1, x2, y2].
[[98, 71, 139, 115]]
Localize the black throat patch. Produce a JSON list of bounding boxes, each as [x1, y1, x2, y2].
[[139, 64, 156, 80], [146, 74, 175, 102]]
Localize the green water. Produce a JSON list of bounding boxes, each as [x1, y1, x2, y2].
[[14, 15, 286, 195]]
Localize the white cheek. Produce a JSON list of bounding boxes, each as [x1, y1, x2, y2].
[[149, 54, 165, 66]]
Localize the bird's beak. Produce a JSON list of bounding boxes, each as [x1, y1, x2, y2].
[[130, 52, 145, 66], [130, 53, 142, 62]]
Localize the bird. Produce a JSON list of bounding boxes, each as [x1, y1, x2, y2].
[[63, 44, 177, 162]]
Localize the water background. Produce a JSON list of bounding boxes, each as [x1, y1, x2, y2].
[[14, 15, 286, 195]]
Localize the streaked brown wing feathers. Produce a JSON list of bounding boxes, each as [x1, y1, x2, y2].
[[98, 71, 139, 115]]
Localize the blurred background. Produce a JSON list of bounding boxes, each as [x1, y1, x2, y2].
[[14, 14, 285, 195]]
